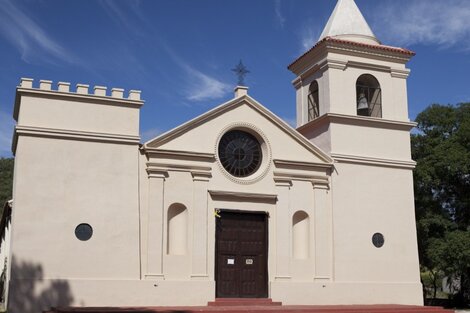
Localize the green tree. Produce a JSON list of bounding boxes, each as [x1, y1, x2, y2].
[[0, 158, 14, 209], [412, 103, 470, 306], [428, 230, 470, 305]]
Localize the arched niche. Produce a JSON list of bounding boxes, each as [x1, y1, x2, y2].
[[167, 203, 188, 255], [356, 74, 382, 118], [307, 81, 320, 121], [292, 211, 310, 259]]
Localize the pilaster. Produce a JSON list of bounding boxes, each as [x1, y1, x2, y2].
[[312, 182, 333, 281], [145, 170, 168, 280], [274, 178, 292, 281], [190, 170, 212, 280]]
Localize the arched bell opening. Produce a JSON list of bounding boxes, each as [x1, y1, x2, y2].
[[307, 81, 320, 121], [356, 74, 382, 118]]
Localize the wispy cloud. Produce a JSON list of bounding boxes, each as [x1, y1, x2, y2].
[[99, 0, 150, 37], [374, 0, 470, 50], [299, 24, 322, 52], [0, 0, 76, 64], [274, 0, 286, 29], [158, 41, 231, 103], [184, 66, 231, 102], [0, 111, 15, 157], [141, 127, 161, 142]]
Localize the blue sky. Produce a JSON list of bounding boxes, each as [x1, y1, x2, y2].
[[1, 0, 470, 157]]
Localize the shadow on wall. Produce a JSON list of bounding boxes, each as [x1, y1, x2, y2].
[[8, 258, 74, 313]]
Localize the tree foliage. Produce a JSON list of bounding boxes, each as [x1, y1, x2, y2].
[[412, 103, 470, 306], [0, 158, 14, 208]]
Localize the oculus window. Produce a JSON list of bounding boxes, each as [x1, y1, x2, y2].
[[218, 130, 262, 177], [372, 232, 385, 248], [75, 223, 93, 241]]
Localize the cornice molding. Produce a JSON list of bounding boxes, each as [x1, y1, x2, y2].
[[147, 172, 169, 180], [326, 43, 412, 62], [331, 153, 416, 169], [297, 113, 416, 134], [289, 42, 413, 78], [289, 38, 414, 75], [209, 190, 277, 203], [144, 148, 215, 162], [273, 159, 333, 170], [293, 58, 410, 84], [273, 171, 330, 185], [146, 162, 211, 173], [12, 125, 140, 154], [191, 171, 212, 182], [273, 177, 293, 187], [390, 68, 411, 79]]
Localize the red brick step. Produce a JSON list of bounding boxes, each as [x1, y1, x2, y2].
[[46, 305, 455, 313], [207, 298, 282, 306]]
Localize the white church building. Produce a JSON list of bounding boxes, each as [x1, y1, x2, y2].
[[6, 1, 423, 312]]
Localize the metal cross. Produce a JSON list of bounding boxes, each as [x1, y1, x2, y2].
[[231, 60, 250, 86]]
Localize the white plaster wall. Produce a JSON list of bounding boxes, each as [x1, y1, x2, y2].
[[17, 95, 140, 136], [330, 122, 413, 160], [11, 136, 141, 279], [300, 122, 331, 154], [331, 163, 420, 283]]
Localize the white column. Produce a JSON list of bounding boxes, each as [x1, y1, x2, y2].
[[274, 178, 292, 281], [190, 171, 211, 280], [145, 170, 167, 280], [313, 182, 333, 281]]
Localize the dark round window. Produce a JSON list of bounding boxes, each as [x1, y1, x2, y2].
[[372, 233, 384, 248], [75, 223, 93, 241], [218, 130, 262, 178]]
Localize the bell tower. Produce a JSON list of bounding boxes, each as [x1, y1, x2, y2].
[[288, 0, 423, 305], [289, 0, 416, 157]]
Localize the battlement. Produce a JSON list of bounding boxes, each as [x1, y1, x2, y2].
[[12, 77, 143, 153], [19, 78, 142, 101]]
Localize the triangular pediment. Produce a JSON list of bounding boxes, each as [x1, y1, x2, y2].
[[144, 95, 333, 165]]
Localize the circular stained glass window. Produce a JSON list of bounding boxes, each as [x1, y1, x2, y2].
[[372, 232, 384, 248], [218, 130, 262, 178], [75, 223, 93, 241]]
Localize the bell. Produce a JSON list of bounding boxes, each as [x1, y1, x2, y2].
[[357, 93, 368, 110]]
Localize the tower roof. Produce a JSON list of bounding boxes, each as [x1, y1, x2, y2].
[[319, 0, 380, 45]]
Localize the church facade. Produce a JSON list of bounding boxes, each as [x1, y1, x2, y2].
[[6, 1, 422, 312]]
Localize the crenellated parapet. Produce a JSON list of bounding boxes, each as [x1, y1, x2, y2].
[[12, 77, 144, 154], [19, 77, 142, 101]]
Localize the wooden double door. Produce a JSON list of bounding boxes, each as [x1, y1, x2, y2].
[[215, 210, 268, 298]]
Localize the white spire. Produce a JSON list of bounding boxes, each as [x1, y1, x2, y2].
[[319, 0, 380, 45]]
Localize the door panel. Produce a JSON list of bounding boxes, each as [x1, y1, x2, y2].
[[215, 211, 268, 298]]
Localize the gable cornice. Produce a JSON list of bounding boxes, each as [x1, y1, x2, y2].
[[143, 95, 333, 165]]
